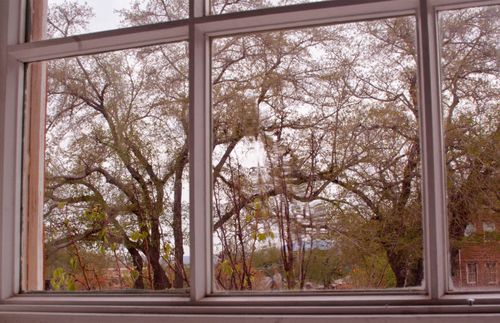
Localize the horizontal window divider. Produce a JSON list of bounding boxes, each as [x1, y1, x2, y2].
[[197, 0, 418, 36], [204, 0, 415, 17], [1, 301, 499, 315], [2, 291, 499, 307], [440, 293, 500, 302], [0, 296, 189, 306], [8, 23, 189, 63], [429, 0, 500, 9]]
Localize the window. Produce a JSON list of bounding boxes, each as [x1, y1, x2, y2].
[[36, 42, 189, 292], [483, 223, 496, 233], [211, 16, 423, 291], [464, 223, 476, 237], [1, 0, 500, 320], [483, 222, 496, 241], [466, 262, 478, 285], [38, 0, 188, 39], [441, 4, 500, 291], [486, 262, 497, 284]]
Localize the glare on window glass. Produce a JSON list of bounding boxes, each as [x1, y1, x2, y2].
[[33, 41, 190, 291], [211, 16, 423, 291], [440, 5, 500, 291]]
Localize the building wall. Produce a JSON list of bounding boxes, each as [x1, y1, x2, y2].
[[453, 217, 500, 289]]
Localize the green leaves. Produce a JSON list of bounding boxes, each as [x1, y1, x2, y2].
[[163, 242, 172, 259], [50, 267, 75, 291], [220, 260, 233, 276], [130, 230, 148, 242], [69, 256, 77, 271], [130, 269, 139, 282]]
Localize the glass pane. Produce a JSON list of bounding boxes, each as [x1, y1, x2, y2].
[[212, 16, 423, 291], [26, 42, 189, 291], [28, 0, 188, 40], [210, 0, 326, 15], [441, 5, 500, 291]]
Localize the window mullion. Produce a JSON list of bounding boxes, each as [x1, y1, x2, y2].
[[417, 0, 448, 299], [189, 0, 211, 301]]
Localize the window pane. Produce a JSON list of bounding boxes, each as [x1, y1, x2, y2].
[[440, 5, 500, 291], [28, 0, 188, 40], [210, 0, 326, 15], [25, 42, 189, 291], [212, 16, 423, 291]]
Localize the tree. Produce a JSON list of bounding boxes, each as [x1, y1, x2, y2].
[[42, 1, 498, 291], [45, 1, 189, 290], [440, 6, 500, 280]]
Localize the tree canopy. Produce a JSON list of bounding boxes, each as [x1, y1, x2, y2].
[[41, 1, 499, 291]]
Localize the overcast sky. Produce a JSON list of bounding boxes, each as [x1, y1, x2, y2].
[[50, 0, 131, 33]]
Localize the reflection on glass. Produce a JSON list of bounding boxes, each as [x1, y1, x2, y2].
[[40, 42, 189, 291], [212, 16, 423, 291], [35, 0, 188, 39], [441, 5, 500, 290], [210, 0, 327, 15]]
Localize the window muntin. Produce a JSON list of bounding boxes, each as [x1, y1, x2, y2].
[[440, 5, 500, 291], [211, 15, 423, 292], [26, 41, 190, 292], [32, 0, 188, 40], [210, 0, 327, 15]]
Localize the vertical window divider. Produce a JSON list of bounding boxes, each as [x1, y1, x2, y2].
[[417, 0, 449, 299], [189, 0, 212, 301], [22, 0, 47, 292], [0, 0, 25, 300]]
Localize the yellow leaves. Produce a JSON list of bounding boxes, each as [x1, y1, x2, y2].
[[252, 230, 275, 242], [163, 242, 172, 259], [257, 232, 267, 242]]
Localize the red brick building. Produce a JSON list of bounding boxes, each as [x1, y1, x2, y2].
[[453, 216, 500, 289]]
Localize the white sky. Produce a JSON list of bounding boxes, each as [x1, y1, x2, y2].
[[50, 0, 131, 33]]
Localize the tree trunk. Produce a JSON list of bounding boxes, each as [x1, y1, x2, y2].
[[148, 246, 171, 289], [127, 247, 145, 289], [385, 247, 423, 287]]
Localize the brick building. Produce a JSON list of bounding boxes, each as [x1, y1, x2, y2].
[[453, 216, 500, 289]]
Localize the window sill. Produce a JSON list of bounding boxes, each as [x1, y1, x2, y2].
[[1, 293, 499, 315]]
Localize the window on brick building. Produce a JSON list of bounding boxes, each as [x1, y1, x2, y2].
[[466, 263, 478, 285], [486, 262, 497, 284], [464, 223, 476, 237], [483, 222, 496, 241]]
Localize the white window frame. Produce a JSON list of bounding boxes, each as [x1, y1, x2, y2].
[[1, 0, 500, 321]]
